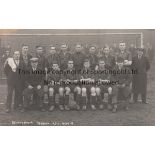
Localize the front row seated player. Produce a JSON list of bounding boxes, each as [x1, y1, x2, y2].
[[77, 59, 95, 110], [45, 60, 65, 111], [95, 58, 115, 110], [77, 58, 117, 111], [63, 60, 81, 110], [75, 58, 111, 111], [110, 57, 132, 112], [43, 58, 131, 112], [77, 57, 131, 112], [46, 59, 81, 111], [22, 57, 45, 112]]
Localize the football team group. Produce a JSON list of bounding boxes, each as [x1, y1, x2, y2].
[[3, 41, 152, 113]]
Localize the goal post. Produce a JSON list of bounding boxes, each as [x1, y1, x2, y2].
[[0, 32, 143, 49]]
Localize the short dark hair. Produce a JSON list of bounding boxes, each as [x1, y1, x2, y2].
[[119, 41, 125, 44], [22, 44, 29, 47], [36, 45, 43, 49]]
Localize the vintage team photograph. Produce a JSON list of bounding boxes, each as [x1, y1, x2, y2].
[[0, 29, 154, 126]]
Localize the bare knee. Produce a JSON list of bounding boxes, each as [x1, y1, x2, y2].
[[81, 87, 87, 96], [91, 87, 96, 96], [108, 87, 112, 94], [59, 87, 64, 96], [65, 87, 71, 95], [49, 87, 54, 96], [95, 87, 101, 96], [76, 86, 81, 94]]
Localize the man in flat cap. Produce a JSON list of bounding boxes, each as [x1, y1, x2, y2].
[[131, 48, 150, 104], [22, 57, 45, 112]]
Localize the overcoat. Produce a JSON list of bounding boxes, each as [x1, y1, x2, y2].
[[131, 55, 150, 94]]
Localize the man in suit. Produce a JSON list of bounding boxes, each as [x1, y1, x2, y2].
[[22, 57, 45, 112], [131, 48, 150, 104], [4, 51, 23, 112]]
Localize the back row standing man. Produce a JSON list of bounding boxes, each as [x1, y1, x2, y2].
[[115, 41, 132, 66]]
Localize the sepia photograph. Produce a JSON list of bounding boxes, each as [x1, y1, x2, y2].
[[1, 0, 155, 155], [0, 29, 154, 126]]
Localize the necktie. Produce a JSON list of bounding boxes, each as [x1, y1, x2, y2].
[[16, 60, 19, 66]]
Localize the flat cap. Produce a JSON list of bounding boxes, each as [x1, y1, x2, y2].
[[30, 57, 39, 62]]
